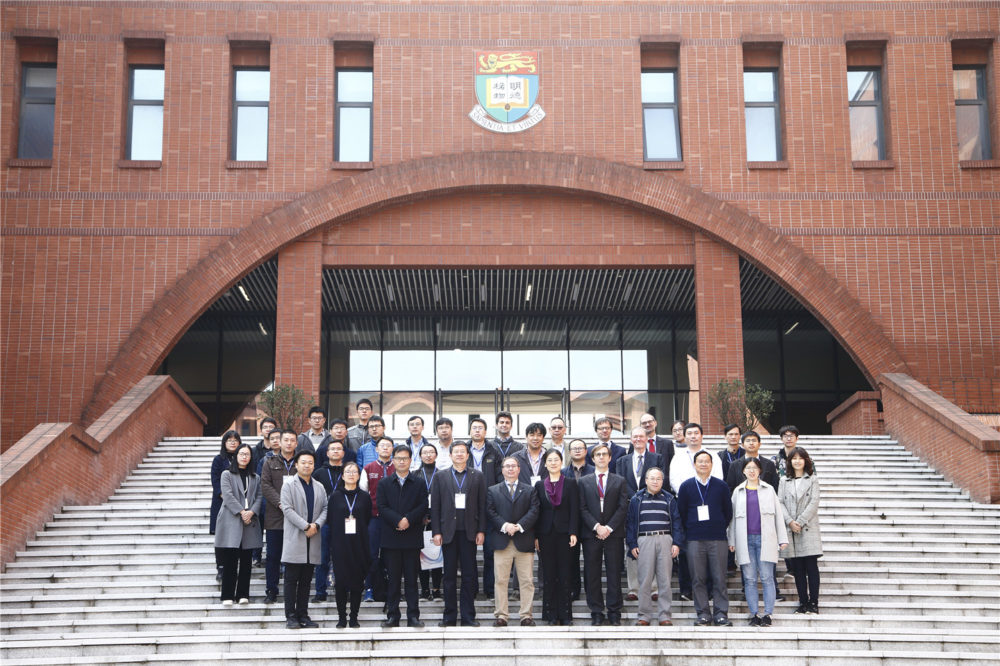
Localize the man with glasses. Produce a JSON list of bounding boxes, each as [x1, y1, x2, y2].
[[562, 438, 592, 601], [635, 413, 674, 472], [347, 399, 375, 452], [587, 417, 627, 468], [356, 416, 388, 469], [773, 425, 803, 479], [467, 417, 503, 600], [486, 457, 540, 626], [578, 443, 630, 625], [297, 406, 331, 456], [377, 445, 427, 628], [670, 420, 687, 448]]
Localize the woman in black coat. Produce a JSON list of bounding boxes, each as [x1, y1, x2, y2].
[[328, 461, 373, 628], [210, 430, 241, 580], [534, 449, 580, 625]]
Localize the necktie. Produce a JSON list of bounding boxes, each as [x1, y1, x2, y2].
[[598, 473, 605, 498], [648, 438, 656, 453], [509, 483, 516, 499], [636, 455, 643, 480]]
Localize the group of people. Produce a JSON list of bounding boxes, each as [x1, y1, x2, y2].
[[209, 404, 823, 629]]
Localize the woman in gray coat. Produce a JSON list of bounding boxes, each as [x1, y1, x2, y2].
[[778, 447, 823, 614], [214, 444, 263, 605]]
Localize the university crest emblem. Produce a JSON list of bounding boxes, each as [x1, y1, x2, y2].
[[469, 51, 545, 133]]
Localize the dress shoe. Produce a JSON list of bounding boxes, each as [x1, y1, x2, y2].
[[407, 618, 425, 628], [520, 617, 535, 627], [299, 618, 319, 628], [460, 620, 481, 627], [607, 615, 621, 626], [493, 618, 508, 627], [636, 619, 651, 626], [349, 619, 361, 628], [336, 619, 347, 629], [264, 592, 277, 604], [760, 615, 772, 627], [285, 619, 301, 629], [313, 593, 327, 602], [626, 593, 638, 601], [793, 604, 809, 614], [659, 620, 673, 626], [713, 616, 733, 626], [694, 617, 711, 626], [381, 619, 400, 628], [591, 614, 605, 626], [438, 620, 456, 627], [806, 603, 819, 614]]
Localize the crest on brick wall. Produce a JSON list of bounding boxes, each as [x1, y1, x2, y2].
[[469, 51, 545, 133]]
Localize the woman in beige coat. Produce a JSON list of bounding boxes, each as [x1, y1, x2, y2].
[[778, 446, 823, 614], [728, 457, 788, 626]]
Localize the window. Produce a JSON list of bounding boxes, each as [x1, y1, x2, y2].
[[847, 68, 885, 161], [18, 64, 56, 159], [641, 70, 681, 160], [127, 66, 164, 160], [232, 68, 269, 161], [336, 69, 373, 162], [744, 69, 781, 161], [954, 66, 992, 160]]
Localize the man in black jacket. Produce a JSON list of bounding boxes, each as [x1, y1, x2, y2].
[[376, 445, 428, 628], [724, 430, 779, 491], [431, 441, 487, 627], [578, 443, 630, 625], [467, 417, 503, 600], [486, 457, 540, 627]]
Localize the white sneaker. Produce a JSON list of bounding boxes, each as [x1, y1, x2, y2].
[[238, 598, 249, 605], [222, 600, 233, 607]]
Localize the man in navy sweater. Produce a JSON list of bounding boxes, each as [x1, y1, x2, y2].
[[676, 449, 734, 626]]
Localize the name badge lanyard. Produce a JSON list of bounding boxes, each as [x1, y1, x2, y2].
[[498, 441, 514, 458], [695, 479, 710, 506], [327, 469, 342, 491], [345, 491, 359, 520], [282, 458, 295, 475], [726, 450, 739, 464], [451, 468, 467, 494], [529, 453, 542, 478], [423, 467, 437, 493], [695, 478, 712, 521], [472, 448, 484, 471]]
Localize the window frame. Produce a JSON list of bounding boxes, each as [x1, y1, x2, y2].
[[126, 64, 165, 161], [847, 66, 886, 161], [230, 66, 270, 162], [743, 67, 783, 162], [640, 68, 682, 162], [334, 67, 374, 163], [17, 62, 57, 160], [954, 64, 992, 160]]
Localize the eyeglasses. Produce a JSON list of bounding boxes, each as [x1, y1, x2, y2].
[[501, 463, 519, 468], [392, 455, 410, 461]]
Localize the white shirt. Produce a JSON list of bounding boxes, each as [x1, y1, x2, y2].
[[668, 445, 723, 495]]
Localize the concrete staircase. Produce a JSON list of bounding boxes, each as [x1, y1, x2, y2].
[[2, 435, 999, 664]]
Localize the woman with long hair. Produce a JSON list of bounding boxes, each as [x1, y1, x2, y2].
[[533, 448, 579, 626], [214, 443, 263, 605], [778, 446, 823, 614], [210, 430, 241, 580]]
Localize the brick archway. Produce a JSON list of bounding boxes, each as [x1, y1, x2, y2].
[[83, 151, 908, 423]]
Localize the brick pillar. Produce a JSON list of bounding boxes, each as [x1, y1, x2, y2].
[[694, 234, 745, 432], [274, 238, 323, 403]]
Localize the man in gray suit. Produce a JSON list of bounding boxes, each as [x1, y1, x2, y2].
[[486, 457, 540, 627], [280, 451, 328, 629], [431, 441, 487, 627]]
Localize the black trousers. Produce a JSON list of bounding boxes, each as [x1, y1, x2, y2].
[[538, 532, 574, 622], [787, 555, 821, 606], [335, 582, 362, 622], [419, 567, 442, 592], [218, 547, 253, 601], [582, 536, 624, 618], [283, 563, 315, 621], [383, 547, 421, 622], [442, 531, 478, 623], [569, 540, 582, 598]]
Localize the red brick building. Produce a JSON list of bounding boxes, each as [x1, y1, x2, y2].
[[2, 1, 998, 453]]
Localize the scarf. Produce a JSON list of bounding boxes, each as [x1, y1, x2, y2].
[[544, 475, 565, 507]]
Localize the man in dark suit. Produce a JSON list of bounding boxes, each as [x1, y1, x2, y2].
[[467, 417, 503, 600], [616, 427, 664, 601], [431, 441, 487, 627], [724, 431, 779, 491], [578, 442, 630, 626], [486, 457, 540, 627], [634, 413, 674, 473], [586, 417, 628, 468], [511, 422, 547, 486], [376, 445, 428, 628]]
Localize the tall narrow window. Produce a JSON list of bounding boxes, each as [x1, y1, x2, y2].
[[336, 69, 373, 162], [847, 68, 884, 160], [954, 66, 992, 160], [232, 68, 270, 161], [641, 70, 681, 160], [18, 64, 57, 159], [127, 66, 164, 160], [744, 69, 781, 161]]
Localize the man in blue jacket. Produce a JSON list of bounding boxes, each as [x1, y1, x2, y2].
[[626, 466, 684, 626], [677, 449, 734, 626]]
